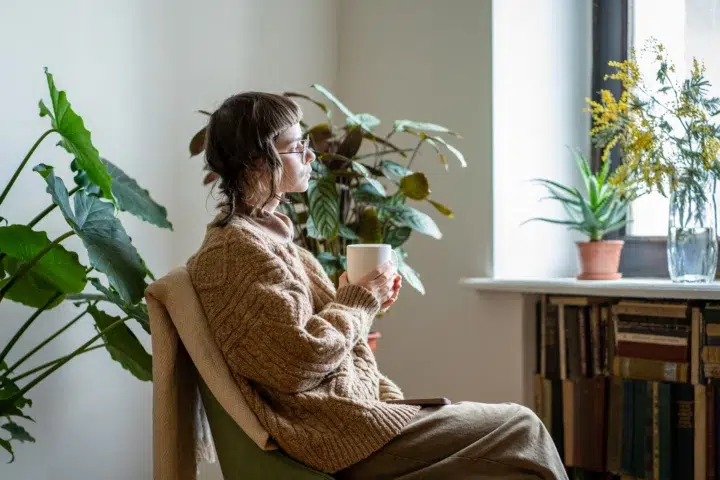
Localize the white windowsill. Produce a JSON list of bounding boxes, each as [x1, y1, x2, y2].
[[459, 277, 720, 301]]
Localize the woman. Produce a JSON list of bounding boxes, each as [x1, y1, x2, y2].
[[186, 92, 567, 479]]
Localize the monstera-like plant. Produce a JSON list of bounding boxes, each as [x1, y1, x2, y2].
[[0, 68, 172, 460], [189, 85, 465, 295]]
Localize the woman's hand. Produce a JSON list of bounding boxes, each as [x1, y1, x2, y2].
[[338, 261, 400, 309]]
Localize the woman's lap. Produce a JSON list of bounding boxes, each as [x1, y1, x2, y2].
[[335, 401, 567, 480]]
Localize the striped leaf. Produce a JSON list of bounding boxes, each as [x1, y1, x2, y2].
[[308, 177, 339, 239]]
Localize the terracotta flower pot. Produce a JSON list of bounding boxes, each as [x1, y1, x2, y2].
[[367, 331, 382, 352], [576, 240, 624, 280]]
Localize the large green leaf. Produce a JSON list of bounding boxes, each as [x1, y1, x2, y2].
[[72, 159, 172, 230], [89, 278, 149, 333], [0, 259, 63, 308], [0, 225, 86, 299], [305, 216, 323, 239], [384, 226, 411, 249], [308, 177, 339, 239], [352, 162, 386, 196], [338, 224, 359, 240], [394, 249, 425, 295], [88, 305, 152, 381], [353, 184, 387, 205], [384, 205, 442, 239], [35, 165, 147, 303], [283, 92, 330, 116], [393, 120, 460, 137], [0, 438, 13, 463], [400, 173, 430, 200], [38, 68, 113, 201]]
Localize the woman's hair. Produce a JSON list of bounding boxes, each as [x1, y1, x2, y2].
[[204, 92, 302, 226]]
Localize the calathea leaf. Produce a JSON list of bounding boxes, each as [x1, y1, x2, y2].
[[394, 248, 425, 295], [384, 226, 412, 249], [352, 162, 386, 196], [307, 177, 339, 239], [38, 68, 113, 202], [393, 120, 460, 137], [384, 205, 442, 239], [35, 164, 147, 304], [380, 160, 413, 180]]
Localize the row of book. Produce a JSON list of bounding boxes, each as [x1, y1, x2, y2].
[[534, 375, 717, 478], [533, 296, 720, 479], [537, 297, 720, 385]]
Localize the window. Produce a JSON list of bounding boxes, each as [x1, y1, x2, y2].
[[593, 0, 720, 276]]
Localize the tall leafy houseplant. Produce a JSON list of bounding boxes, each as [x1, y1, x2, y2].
[[188, 85, 465, 295], [528, 150, 628, 280], [0, 69, 172, 460]]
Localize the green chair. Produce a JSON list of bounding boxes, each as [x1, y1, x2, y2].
[[198, 378, 333, 480]]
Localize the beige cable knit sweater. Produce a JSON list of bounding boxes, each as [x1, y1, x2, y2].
[[185, 210, 420, 473]]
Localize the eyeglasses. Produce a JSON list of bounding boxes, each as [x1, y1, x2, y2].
[[277, 138, 313, 158]]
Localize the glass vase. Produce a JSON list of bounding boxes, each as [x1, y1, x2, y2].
[[667, 179, 718, 283]]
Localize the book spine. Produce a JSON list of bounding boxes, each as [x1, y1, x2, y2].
[[706, 385, 716, 480], [621, 380, 635, 475], [546, 303, 560, 379], [563, 380, 575, 466], [673, 383, 695, 479], [580, 307, 589, 377], [567, 307, 582, 381], [702, 347, 720, 364], [616, 341, 688, 363], [651, 381, 660, 480], [551, 379, 565, 463], [560, 306, 568, 380], [607, 376, 624, 474], [696, 385, 708, 480], [541, 297, 548, 376], [604, 306, 613, 376], [615, 332, 688, 346], [658, 382, 672, 480], [704, 363, 720, 378], [633, 381, 648, 477], [592, 305, 601, 377], [613, 357, 689, 383], [693, 308, 704, 385]]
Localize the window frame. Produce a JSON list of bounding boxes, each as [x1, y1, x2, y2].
[[591, 0, 677, 278]]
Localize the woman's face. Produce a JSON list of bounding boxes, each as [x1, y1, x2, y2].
[[275, 123, 315, 194]]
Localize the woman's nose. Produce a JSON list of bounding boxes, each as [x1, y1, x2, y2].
[[306, 148, 316, 164]]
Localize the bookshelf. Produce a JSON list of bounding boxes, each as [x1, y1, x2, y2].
[[461, 277, 720, 479]]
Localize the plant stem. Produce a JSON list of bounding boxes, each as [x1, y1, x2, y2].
[[0, 129, 56, 207], [3, 308, 89, 378], [65, 293, 107, 303], [407, 140, 425, 170], [9, 317, 129, 402], [354, 149, 414, 160], [0, 292, 63, 367], [27, 186, 80, 229], [9, 344, 105, 383], [0, 230, 75, 302]]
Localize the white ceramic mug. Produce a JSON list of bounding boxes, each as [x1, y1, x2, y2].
[[346, 244, 398, 284]]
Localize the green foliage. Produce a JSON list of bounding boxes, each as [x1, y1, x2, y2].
[[189, 84, 467, 295], [526, 149, 628, 241], [0, 69, 171, 459]]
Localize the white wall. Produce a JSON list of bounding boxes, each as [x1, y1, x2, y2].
[[0, 1, 337, 478]]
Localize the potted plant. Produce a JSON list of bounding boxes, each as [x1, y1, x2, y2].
[[587, 39, 720, 282], [527, 149, 629, 280], [0, 69, 170, 460], [189, 85, 466, 350]]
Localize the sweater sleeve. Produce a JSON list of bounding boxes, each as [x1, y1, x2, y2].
[[378, 374, 405, 401], [231, 277, 380, 394]]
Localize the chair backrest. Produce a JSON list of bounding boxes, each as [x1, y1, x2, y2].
[[197, 378, 333, 480]]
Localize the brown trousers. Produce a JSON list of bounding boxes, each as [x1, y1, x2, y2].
[[335, 402, 568, 479]]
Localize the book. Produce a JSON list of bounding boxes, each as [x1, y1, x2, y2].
[[673, 383, 695, 479], [612, 357, 689, 383]]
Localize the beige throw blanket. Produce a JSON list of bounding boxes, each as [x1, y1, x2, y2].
[[146, 266, 276, 480]]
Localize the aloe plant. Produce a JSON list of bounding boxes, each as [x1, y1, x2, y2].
[[0, 68, 171, 461], [527, 150, 628, 241], [189, 84, 466, 295]]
